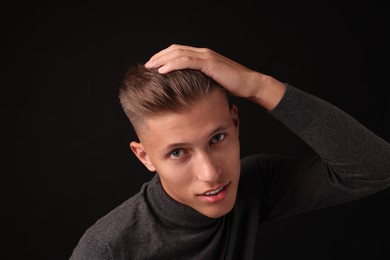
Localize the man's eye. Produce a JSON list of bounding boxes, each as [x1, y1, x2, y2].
[[170, 149, 185, 159], [211, 133, 225, 143]]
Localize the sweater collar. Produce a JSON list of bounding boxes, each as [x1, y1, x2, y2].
[[146, 174, 220, 229]]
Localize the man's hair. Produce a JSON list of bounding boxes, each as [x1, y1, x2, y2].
[[119, 64, 227, 134]]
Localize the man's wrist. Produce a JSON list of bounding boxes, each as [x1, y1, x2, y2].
[[249, 73, 286, 111]]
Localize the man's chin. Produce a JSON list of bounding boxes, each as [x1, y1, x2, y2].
[[198, 200, 236, 219]]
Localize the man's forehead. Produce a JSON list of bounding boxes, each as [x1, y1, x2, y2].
[[143, 109, 230, 136], [139, 90, 233, 144], [147, 90, 229, 126]]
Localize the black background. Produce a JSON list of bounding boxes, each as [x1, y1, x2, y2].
[[3, 1, 390, 259]]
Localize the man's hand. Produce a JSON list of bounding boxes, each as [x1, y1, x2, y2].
[[145, 44, 286, 110]]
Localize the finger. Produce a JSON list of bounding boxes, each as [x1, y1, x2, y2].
[[145, 45, 209, 68], [146, 48, 209, 70], [157, 55, 207, 74], [148, 44, 206, 61], [148, 44, 197, 61]]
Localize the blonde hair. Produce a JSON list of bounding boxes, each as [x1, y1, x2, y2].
[[119, 64, 226, 134]]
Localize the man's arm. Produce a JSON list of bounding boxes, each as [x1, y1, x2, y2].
[[145, 44, 390, 219], [144, 44, 286, 110], [255, 83, 390, 220]]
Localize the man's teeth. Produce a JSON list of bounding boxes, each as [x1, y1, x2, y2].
[[204, 186, 224, 196]]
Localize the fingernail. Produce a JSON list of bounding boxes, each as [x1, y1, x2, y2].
[[158, 66, 165, 73]]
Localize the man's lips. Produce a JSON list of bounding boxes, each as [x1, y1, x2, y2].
[[197, 181, 231, 196]]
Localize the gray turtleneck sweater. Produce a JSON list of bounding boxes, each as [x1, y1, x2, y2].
[[69, 84, 390, 259]]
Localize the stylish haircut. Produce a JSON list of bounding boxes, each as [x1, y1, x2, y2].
[[119, 64, 227, 134]]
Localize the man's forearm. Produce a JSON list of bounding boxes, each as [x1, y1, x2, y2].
[[269, 84, 390, 184]]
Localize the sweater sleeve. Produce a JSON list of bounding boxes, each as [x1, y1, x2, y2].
[[255, 83, 390, 222]]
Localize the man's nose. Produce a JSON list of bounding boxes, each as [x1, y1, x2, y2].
[[196, 152, 221, 183]]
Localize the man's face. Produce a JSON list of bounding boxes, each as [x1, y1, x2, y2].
[[131, 89, 240, 218]]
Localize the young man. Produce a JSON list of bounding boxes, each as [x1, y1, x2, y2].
[[70, 44, 390, 259]]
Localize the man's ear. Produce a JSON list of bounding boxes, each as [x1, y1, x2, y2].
[[130, 141, 156, 172], [230, 104, 239, 134]]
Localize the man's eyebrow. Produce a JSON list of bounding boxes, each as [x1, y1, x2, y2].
[[164, 142, 190, 152], [208, 125, 229, 138], [162, 125, 229, 153]]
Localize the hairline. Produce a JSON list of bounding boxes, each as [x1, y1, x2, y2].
[[134, 87, 230, 140]]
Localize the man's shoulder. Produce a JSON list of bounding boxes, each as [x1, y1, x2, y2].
[[238, 154, 270, 188], [70, 176, 162, 258], [239, 153, 289, 183], [82, 177, 157, 242], [240, 153, 298, 169], [240, 153, 269, 170]]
